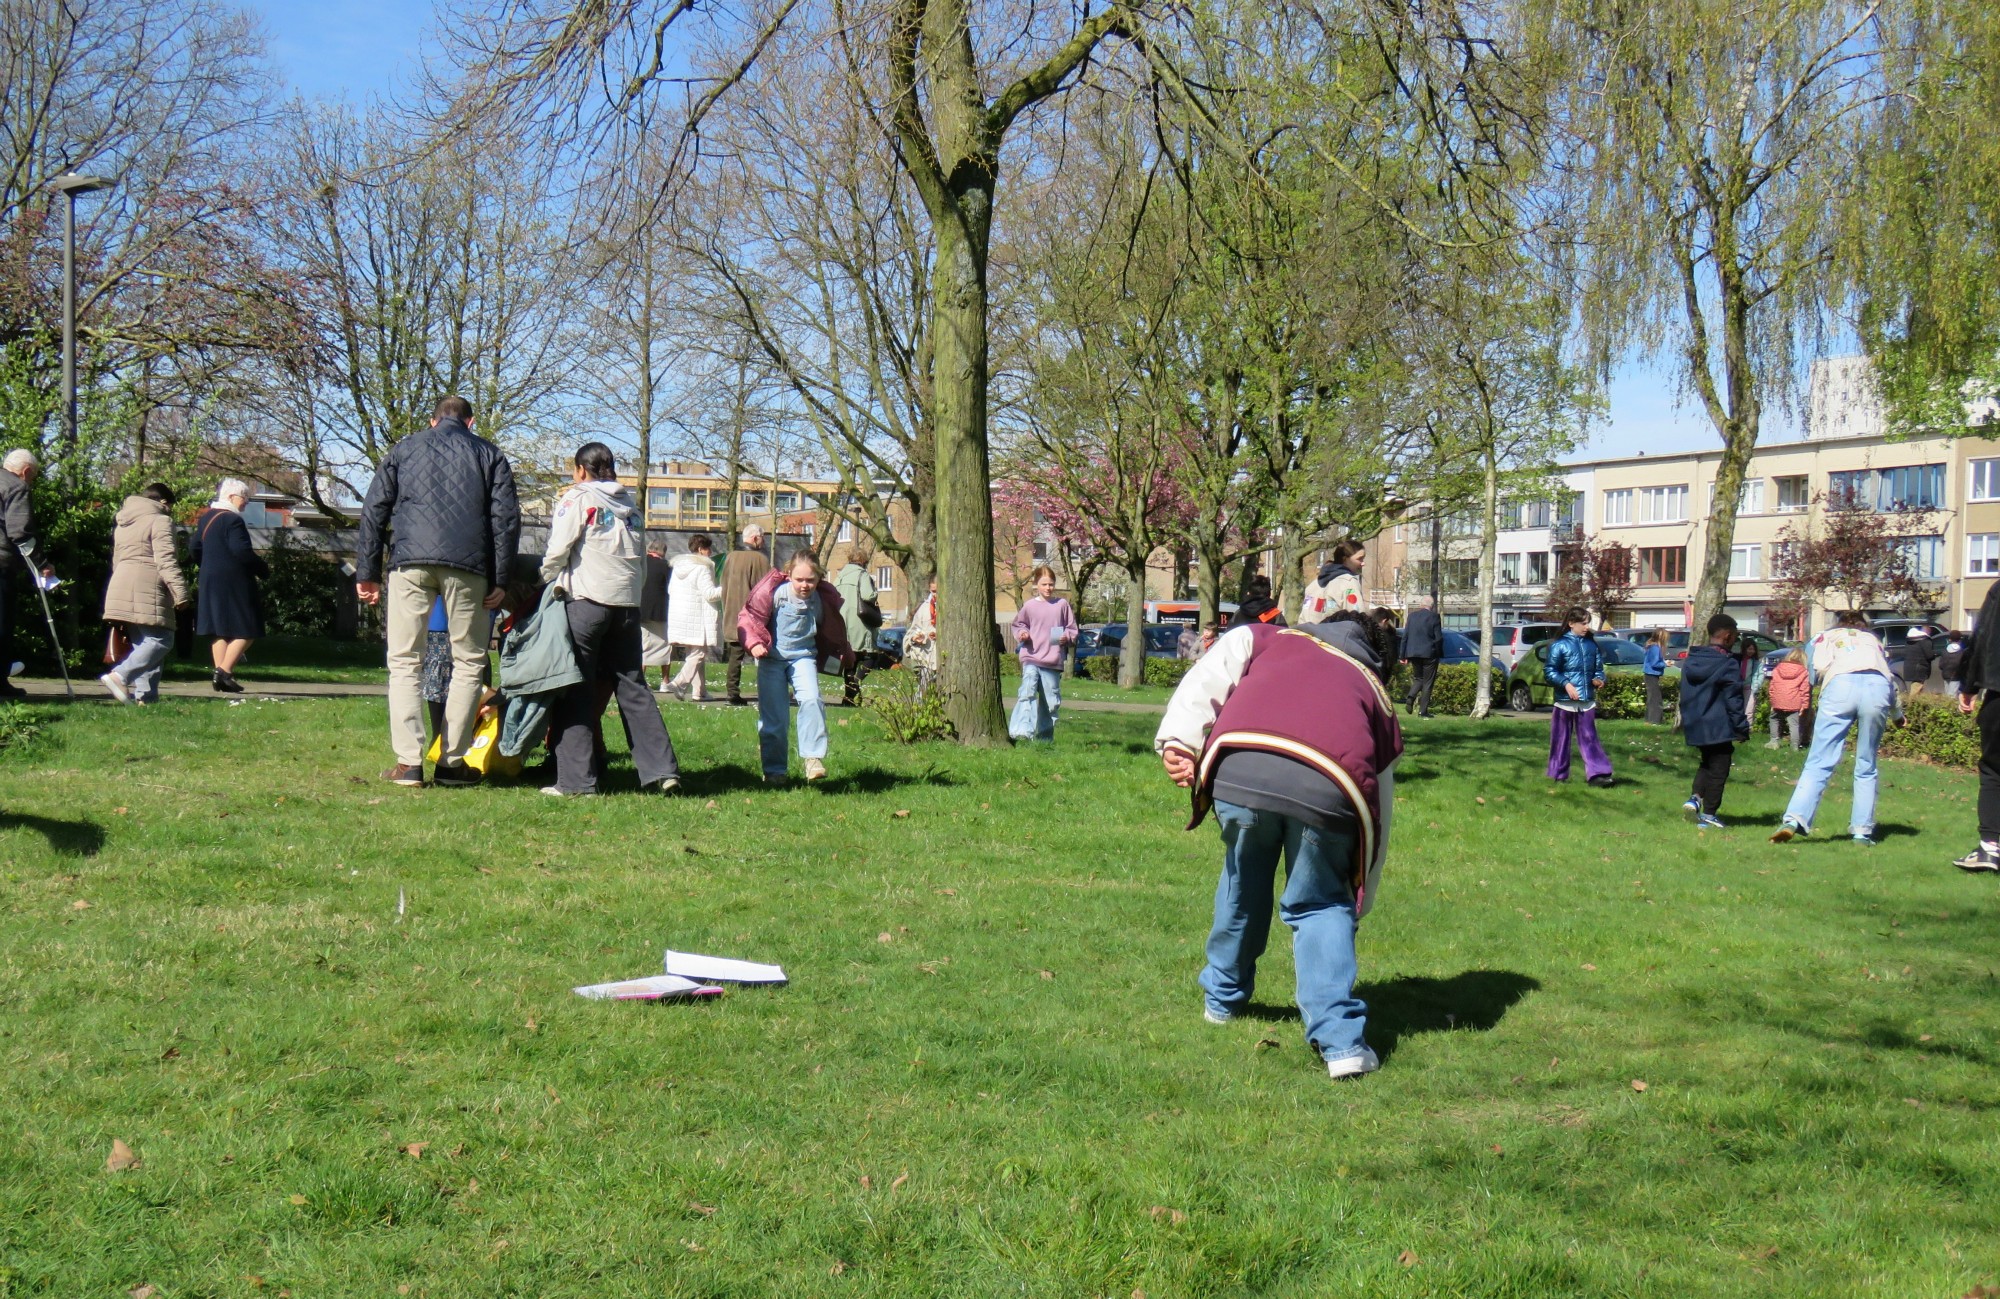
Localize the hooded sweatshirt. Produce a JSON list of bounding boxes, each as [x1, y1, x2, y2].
[[541, 479, 643, 607], [1768, 659, 1811, 712]]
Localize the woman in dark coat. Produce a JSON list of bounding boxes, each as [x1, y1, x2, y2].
[[191, 477, 266, 694]]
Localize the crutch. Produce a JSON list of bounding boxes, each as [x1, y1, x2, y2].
[[16, 542, 71, 700]]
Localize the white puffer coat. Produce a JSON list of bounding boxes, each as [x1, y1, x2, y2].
[[667, 552, 721, 647]]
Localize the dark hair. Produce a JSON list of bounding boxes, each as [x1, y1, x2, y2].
[[688, 533, 712, 555], [1563, 607, 1590, 626], [434, 394, 474, 423], [1326, 609, 1398, 683], [1837, 610, 1869, 629], [1243, 574, 1272, 601], [574, 442, 616, 480], [140, 482, 176, 506], [1332, 540, 1364, 567], [1706, 612, 1738, 637]]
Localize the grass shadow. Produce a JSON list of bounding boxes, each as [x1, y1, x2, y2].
[[1232, 969, 1541, 1064], [818, 766, 960, 794], [0, 811, 105, 857]]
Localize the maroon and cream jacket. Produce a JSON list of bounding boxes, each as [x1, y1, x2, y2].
[[1155, 624, 1403, 915]]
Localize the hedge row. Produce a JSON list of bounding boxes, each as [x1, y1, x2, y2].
[[1079, 654, 1193, 686]]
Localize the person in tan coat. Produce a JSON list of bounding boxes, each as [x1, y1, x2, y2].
[[718, 523, 772, 706], [99, 483, 191, 704]]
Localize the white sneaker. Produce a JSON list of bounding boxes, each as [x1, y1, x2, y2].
[[539, 785, 596, 797], [1203, 1006, 1233, 1025], [804, 757, 827, 781], [1325, 1047, 1381, 1080], [651, 776, 681, 794], [99, 672, 131, 703]]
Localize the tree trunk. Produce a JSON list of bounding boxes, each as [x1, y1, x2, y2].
[[1472, 442, 1500, 719], [1195, 540, 1226, 631], [1120, 555, 1148, 688], [930, 195, 1007, 742]]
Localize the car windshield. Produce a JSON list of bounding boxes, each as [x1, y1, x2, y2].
[[1441, 631, 1475, 657], [1595, 637, 1646, 666], [1145, 626, 1181, 650]]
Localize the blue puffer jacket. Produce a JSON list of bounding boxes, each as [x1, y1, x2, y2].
[[1544, 632, 1606, 706]]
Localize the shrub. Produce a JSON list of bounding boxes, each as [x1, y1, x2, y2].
[[1426, 663, 1508, 715], [0, 703, 51, 757], [1084, 655, 1119, 682], [261, 533, 348, 638], [1597, 673, 1679, 721], [1881, 693, 1980, 768], [864, 668, 954, 743], [1143, 657, 1193, 687]]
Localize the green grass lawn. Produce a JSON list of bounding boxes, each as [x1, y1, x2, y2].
[[1, 700, 1996, 1297]]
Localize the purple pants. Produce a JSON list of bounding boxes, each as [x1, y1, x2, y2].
[[1548, 706, 1612, 782]]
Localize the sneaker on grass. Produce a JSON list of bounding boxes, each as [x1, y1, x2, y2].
[[1770, 816, 1808, 844], [650, 776, 681, 794], [539, 785, 596, 797], [1587, 774, 1614, 788], [433, 762, 481, 788], [1953, 847, 1999, 873], [1325, 1047, 1380, 1080], [383, 764, 425, 787], [1851, 832, 1878, 847], [99, 672, 131, 704], [804, 757, 827, 781], [1682, 796, 1702, 823], [1202, 1005, 1232, 1025], [1698, 813, 1727, 831]]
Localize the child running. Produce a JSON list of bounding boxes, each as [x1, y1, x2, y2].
[[1009, 566, 1078, 743], [739, 551, 855, 783], [1766, 648, 1810, 749], [1545, 608, 1613, 787], [1679, 614, 1751, 829]]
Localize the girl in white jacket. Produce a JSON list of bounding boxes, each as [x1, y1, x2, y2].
[[665, 534, 722, 700]]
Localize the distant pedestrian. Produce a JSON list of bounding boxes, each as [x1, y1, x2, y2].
[[1678, 614, 1750, 830], [540, 442, 680, 797], [1177, 624, 1200, 660], [833, 539, 880, 705], [1400, 594, 1444, 717], [665, 534, 721, 700], [1302, 540, 1365, 621], [191, 478, 267, 695], [0, 448, 49, 699], [1009, 566, 1078, 743], [1955, 590, 2000, 872], [1740, 636, 1766, 730], [1939, 630, 1968, 695], [640, 547, 672, 691], [1154, 611, 1404, 1080], [1766, 648, 1809, 749], [739, 551, 854, 783], [1545, 608, 1613, 787], [719, 524, 772, 706], [1642, 631, 1668, 724], [904, 576, 938, 687], [1228, 575, 1285, 629], [355, 395, 521, 787], [1773, 611, 1900, 846], [1903, 631, 1935, 698], [98, 482, 190, 705]]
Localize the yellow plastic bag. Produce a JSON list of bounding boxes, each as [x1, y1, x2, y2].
[[425, 710, 522, 778]]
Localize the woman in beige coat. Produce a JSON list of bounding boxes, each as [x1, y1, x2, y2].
[[99, 483, 190, 704]]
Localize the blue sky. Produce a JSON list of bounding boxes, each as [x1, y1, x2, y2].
[[245, 1, 1746, 466]]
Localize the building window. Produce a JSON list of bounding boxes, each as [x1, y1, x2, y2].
[[1031, 540, 1049, 561], [1829, 464, 1945, 511], [773, 491, 802, 513], [1969, 534, 2000, 576], [647, 487, 676, 515], [1526, 551, 1549, 584], [874, 565, 894, 590], [1555, 491, 1584, 529], [1972, 460, 2000, 503], [1729, 544, 1761, 580], [1636, 485, 1689, 524], [1517, 500, 1551, 529], [1901, 534, 1944, 580], [739, 490, 768, 511], [837, 520, 854, 542], [1709, 479, 1765, 514], [1774, 475, 1810, 512], [1637, 546, 1686, 585], [1498, 553, 1521, 585], [1604, 489, 1632, 526], [682, 487, 709, 515]]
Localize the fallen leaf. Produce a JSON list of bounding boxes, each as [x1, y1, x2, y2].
[[1256, 1038, 1281, 1051], [860, 1174, 873, 1190], [890, 1173, 908, 1191], [1490, 1144, 1504, 1155], [160, 1046, 180, 1060], [1398, 1250, 1420, 1268], [477, 867, 494, 875], [525, 1017, 539, 1033], [1630, 1079, 1649, 1092], [1039, 969, 1054, 980], [105, 1139, 140, 1172], [1580, 963, 1597, 971], [689, 1200, 717, 1216], [128, 1285, 156, 1298], [1475, 796, 1486, 805], [545, 1085, 561, 1103], [244, 1277, 265, 1289], [705, 800, 718, 810], [830, 1262, 848, 1276], [684, 1240, 705, 1253], [934, 887, 956, 896], [288, 1194, 307, 1206], [877, 932, 894, 944], [1148, 1205, 1188, 1225], [112, 806, 129, 815], [1919, 1034, 1934, 1042], [399, 1141, 429, 1159], [893, 809, 910, 818], [1905, 1097, 1923, 1107], [71, 899, 91, 911]]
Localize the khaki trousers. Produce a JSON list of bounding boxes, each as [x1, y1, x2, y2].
[[387, 565, 490, 767]]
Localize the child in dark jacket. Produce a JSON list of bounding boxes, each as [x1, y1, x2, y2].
[[1680, 613, 1751, 829]]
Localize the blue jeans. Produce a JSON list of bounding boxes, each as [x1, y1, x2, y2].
[[1009, 664, 1062, 740], [758, 654, 827, 777], [1201, 800, 1367, 1062], [110, 624, 173, 703], [1784, 670, 1894, 835]]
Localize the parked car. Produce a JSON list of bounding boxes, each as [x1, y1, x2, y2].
[[874, 626, 906, 665], [1073, 622, 1183, 667], [1397, 628, 1486, 667], [1870, 619, 1948, 674], [1490, 622, 1565, 673], [1505, 633, 1680, 712]]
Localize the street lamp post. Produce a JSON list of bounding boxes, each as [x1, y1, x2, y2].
[[48, 173, 115, 461]]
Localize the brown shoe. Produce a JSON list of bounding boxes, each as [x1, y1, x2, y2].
[[383, 763, 426, 787]]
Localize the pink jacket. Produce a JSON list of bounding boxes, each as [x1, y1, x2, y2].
[[736, 569, 856, 667], [1768, 659, 1811, 712]]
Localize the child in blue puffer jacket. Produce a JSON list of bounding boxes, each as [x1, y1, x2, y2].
[[1545, 608, 1613, 786]]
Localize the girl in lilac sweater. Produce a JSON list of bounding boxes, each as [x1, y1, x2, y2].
[[1009, 567, 1079, 741]]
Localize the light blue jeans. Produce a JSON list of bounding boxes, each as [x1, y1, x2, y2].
[[1009, 664, 1062, 741], [1784, 670, 1895, 836], [109, 624, 173, 703], [1201, 800, 1368, 1063], [758, 654, 827, 778]]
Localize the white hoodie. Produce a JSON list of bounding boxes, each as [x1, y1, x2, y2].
[[541, 479, 643, 607]]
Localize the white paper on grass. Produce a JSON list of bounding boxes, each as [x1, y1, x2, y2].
[[664, 950, 787, 984], [574, 974, 723, 1001]]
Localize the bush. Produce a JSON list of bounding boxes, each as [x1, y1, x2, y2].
[[1427, 663, 1508, 715], [0, 703, 52, 757], [1596, 673, 1680, 721], [1084, 655, 1119, 682], [1881, 693, 1980, 768], [864, 668, 954, 743], [1143, 657, 1193, 687], [261, 533, 348, 638]]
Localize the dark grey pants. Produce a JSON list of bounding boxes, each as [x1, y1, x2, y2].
[[552, 599, 678, 793], [1406, 657, 1439, 715], [1645, 675, 1664, 725], [724, 639, 752, 701]]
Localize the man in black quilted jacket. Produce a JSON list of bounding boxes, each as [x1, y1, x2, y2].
[[356, 395, 521, 787]]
